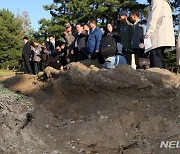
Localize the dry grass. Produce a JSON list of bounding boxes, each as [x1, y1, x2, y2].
[[0, 69, 15, 76]]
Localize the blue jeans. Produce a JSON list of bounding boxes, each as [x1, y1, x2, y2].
[[102, 55, 127, 69], [34, 62, 40, 75]]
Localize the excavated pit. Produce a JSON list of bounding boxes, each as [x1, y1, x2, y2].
[[0, 61, 180, 154]]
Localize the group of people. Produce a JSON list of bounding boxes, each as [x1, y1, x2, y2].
[[22, 0, 176, 75]]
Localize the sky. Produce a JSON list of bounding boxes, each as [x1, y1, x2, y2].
[[0, 0, 147, 31], [138, 0, 147, 4], [0, 0, 52, 31]]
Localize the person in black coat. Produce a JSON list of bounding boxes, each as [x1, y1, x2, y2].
[[45, 41, 67, 70], [22, 36, 33, 74], [46, 35, 56, 58], [74, 23, 88, 61], [104, 22, 121, 43], [118, 11, 133, 65], [97, 22, 122, 64], [130, 10, 145, 68]]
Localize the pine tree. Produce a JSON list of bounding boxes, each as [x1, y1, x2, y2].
[[38, 0, 145, 39], [0, 9, 24, 70], [171, 0, 180, 35]]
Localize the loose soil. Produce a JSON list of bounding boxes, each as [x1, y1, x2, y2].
[[0, 61, 180, 154]]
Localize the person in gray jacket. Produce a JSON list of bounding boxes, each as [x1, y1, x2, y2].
[[62, 22, 75, 62], [31, 40, 42, 75]]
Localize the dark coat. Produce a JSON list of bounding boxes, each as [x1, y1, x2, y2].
[[131, 21, 144, 49], [86, 27, 102, 54], [118, 21, 133, 49], [118, 21, 133, 65], [104, 31, 121, 43], [45, 49, 67, 70], [47, 41, 55, 51], [22, 41, 31, 57], [74, 32, 88, 61], [75, 32, 87, 52]]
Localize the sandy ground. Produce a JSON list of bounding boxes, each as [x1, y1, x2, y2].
[[0, 61, 180, 154]]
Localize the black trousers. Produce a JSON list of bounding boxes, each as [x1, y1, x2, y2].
[[149, 47, 166, 69], [74, 47, 88, 62], [23, 54, 33, 74], [123, 51, 132, 65]]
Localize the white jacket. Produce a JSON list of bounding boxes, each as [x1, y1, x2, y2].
[[146, 0, 175, 52]]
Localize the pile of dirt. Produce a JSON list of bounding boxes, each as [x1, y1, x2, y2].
[[0, 61, 180, 154]]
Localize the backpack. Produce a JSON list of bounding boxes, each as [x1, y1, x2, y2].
[[102, 53, 127, 69], [100, 35, 117, 58]]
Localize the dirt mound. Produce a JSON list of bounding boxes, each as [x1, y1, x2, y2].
[[0, 62, 180, 153]]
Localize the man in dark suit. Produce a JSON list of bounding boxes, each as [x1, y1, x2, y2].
[[85, 19, 102, 59], [130, 10, 145, 68], [118, 11, 133, 65], [46, 35, 56, 58], [22, 36, 33, 74], [74, 23, 88, 61]]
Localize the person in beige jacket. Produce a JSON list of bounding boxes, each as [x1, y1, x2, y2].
[[177, 14, 180, 65], [145, 0, 175, 68]]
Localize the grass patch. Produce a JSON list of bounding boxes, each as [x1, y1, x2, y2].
[[0, 69, 15, 76]]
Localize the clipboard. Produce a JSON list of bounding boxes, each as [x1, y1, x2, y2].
[[144, 37, 152, 50]]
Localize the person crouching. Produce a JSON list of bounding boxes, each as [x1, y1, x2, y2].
[[44, 41, 67, 78]]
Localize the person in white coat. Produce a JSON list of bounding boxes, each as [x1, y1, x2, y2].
[[145, 0, 175, 68], [177, 14, 180, 65]]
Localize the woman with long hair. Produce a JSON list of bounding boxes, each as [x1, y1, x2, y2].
[[104, 22, 121, 43]]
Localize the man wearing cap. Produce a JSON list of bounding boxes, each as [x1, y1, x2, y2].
[[62, 22, 75, 62], [63, 23, 75, 48], [118, 10, 133, 65]]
